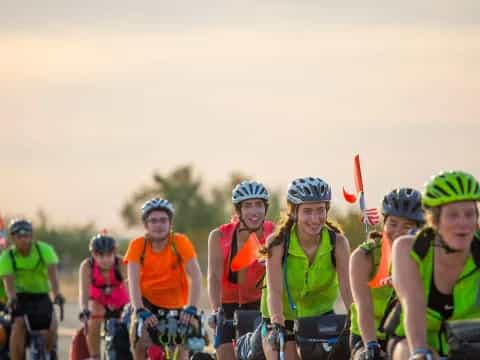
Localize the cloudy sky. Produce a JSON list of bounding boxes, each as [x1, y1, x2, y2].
[[2, 1, 479, 231]]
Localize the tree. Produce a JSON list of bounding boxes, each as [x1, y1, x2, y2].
[[121, 165, 282, 266]]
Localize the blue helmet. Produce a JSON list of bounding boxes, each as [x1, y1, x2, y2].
[[232, 180, 269, 205], [382, 188, 425, 224], [287, 177, 332, 205]]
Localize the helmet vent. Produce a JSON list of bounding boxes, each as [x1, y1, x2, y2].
[[456, 175, 465, 194]]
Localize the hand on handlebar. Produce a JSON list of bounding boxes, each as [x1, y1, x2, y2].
[[180, 305, 197, 326], [6, 297, 18, 313], [267, 323, 286, 352], [137, 308, 158, 328], [54, 293, 66, 306], [78, 309, 91, 323]]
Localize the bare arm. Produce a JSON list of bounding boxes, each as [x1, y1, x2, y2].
[[127, 262, 144, 310], [78, 259, 91, 310], [266, 234, 285, 325], [207, 229, 223, 310], [3, 275, 16, 300], [118, 256, 128, 288], [185, 258, 202, 308], [336, 234, 353, 308], [350, 247, 376, 343], [392, 235, 427, 352], [48, 264, 60, 298]]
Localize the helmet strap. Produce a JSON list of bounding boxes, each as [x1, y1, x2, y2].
[[238, 215, 263, 233], [433, 234, 463, 254]]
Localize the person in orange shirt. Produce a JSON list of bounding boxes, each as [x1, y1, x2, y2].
[[124, 198, 202, 360]]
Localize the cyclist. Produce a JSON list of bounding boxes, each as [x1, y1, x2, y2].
[[78, 233, 129, 359], [208, 180, 274, 359], [389, 171, 480, 359], [124, 198, 203, 360], [259, 177, 353, 360], [0, 219, 64, 360], [349, 188, 425, 360]]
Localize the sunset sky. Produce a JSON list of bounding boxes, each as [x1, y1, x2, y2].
[[2, 1, 479, 231]]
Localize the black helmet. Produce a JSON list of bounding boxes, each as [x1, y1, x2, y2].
[[382, 188, 425, 224], [89, 234, 116, 254], [9, 219, 33, 236]]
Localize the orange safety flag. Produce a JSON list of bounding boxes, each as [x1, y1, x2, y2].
[[231, 233, 261, 272], [69, 327, 90, 360], [342, 187, 357, 204], [354, 154, 364, 194], [368, 232, 392, 288]]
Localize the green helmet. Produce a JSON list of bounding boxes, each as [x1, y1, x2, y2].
[[422, 170, 480, 208]]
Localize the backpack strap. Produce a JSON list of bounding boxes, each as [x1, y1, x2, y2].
[[34, 242, 45, 265], [9, 242, 45, 273], [472, 232, 480, 267], [89, 256, 100, 288], [114, 256, 123, 282], [412, 227, 436, 260], [327, 229, 337, 268], [139, 233, 182, 267], [170, 234, 182, 267], [140, 237, 148, 266], [8, 249, 16, 272]]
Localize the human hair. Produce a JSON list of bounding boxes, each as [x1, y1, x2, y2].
[[234, 200, 269, 217], [258, 201, 342, 259]]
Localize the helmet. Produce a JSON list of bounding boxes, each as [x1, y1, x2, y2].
[[89, 234, 116, 254], [232, 180, 269, 205], [9, 219, 33, 236], [382, 188, 425, 224], [422, 171, 480, 208], [287, 177, 332, 205], [141, 198, 175, 221]]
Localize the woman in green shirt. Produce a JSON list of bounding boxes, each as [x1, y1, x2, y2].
[[390, 171, 480, 360], [349, 188, 425, 360], [259, 177, 353, 360]]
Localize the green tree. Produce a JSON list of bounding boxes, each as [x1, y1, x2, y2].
[[121, 165, 282, 267]]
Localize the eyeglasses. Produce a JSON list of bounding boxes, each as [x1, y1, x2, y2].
[[146, 217, 170, 225]]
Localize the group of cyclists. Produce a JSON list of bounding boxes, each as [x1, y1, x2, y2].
[[0, 169, 479, 360]]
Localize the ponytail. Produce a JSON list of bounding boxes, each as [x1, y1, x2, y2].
[[325, 219, 343, 235], [258, 204, 296, 259]]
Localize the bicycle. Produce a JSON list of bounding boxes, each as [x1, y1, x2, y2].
[[24, 300, 64, 360], [293, 313, 349, 360], [138, 308, 207, 360], [0, 305, 11, 360], [85, 307, 132, 360]]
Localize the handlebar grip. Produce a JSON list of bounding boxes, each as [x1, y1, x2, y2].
[[213, 311, 224, 349], [58, 302, 64, 322], [279, 332, 285, 360]]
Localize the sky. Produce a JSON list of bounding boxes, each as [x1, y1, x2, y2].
[[1, 1, 479, 232]]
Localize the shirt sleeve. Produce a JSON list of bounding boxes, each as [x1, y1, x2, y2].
[[0, 251, 14, 277], [38, 242, 59, 265], [123, 237, 143, 264], [175, 234, 197, 263]]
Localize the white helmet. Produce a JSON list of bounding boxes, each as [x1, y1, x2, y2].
[[141, 198, 175, 221], [287, 177, 332, 205], [232, 180, 269, 205]]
